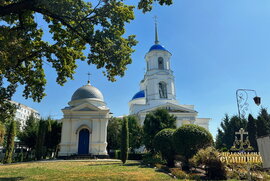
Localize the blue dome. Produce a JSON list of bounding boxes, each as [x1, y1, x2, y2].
[[149, 44, 168, 52], [132, 90, 145, 100]]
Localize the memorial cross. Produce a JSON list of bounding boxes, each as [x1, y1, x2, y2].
[[235, 128, 248, 150]]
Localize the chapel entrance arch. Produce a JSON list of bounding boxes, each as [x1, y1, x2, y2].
[[78, 128, 90, 154]]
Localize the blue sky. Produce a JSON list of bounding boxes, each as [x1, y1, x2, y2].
[[12, 0, 270, 137]]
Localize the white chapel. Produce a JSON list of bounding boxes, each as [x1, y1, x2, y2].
[[59, 81, 110, 157], [129, 23, 210, 130]]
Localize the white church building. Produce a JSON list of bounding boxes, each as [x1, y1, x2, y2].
[[129, 23, 210, 130], [58, 81, 110, 157]]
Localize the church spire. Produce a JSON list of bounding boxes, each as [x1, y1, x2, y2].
[[154, 16, 159, 45]]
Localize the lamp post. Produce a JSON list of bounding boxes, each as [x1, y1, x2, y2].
[[236, 89, 261, 118]]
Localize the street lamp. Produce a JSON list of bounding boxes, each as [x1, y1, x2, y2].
[[236, 89, 261, 118]]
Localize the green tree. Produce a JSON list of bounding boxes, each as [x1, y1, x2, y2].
[[0, 123, 5, 145], [215, 114, 247, 150], [127, 115, 143, 153], [173, 124, 213, 170], [256, 108, 270, 137], [121, 117, 129, 164], [0, 0, 172, 120], [44, 118, 62, 158], [143, 108, 176, 153], [18, 114, 38, 151], [247, 114, 258, 151], [3, 120, 16, 164], [35, 119, 47, 160], [107, 117, 122, 151], [153, 128, 176, 167], [0, 99, 17, 125]]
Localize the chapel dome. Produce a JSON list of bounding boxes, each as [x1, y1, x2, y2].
[[71, 84, 104, 102], [149, 44, 168, 52]]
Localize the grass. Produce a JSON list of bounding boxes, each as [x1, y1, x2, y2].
[[0, 160, 175, 181]]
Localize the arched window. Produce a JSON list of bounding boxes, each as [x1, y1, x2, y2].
[[158, 82, 167, 98], [158, 57, 164, 70]]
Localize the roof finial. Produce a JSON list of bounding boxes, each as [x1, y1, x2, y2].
[[154, 16, 159, 45], [87, 72, 91, 85]]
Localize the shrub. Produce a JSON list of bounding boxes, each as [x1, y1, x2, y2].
[[155, 163, 170, 172], [114, 150, 120, 159], [143, 108, 176, 153], [128, 153, 144, 160], [226, 169, 240, 180], [113, 150, 144, 160], [153, 128, 176, 167], [173, 124, 213, 170], [141, 153, 166, 166], [190, 147, 227, 180], [169, 168, 188, 179], [188, 173, 201, 181]]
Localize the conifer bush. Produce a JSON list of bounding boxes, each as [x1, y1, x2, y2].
[[36, 120, 47, 160], [121, 117, 129, 164]]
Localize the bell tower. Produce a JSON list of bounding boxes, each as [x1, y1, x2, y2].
[[139, 20, 177, 105]]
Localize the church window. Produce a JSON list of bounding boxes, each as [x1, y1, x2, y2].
[[158, 57, 164, 70], [159, 82, 167, 98]]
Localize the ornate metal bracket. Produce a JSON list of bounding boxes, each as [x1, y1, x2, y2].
[[236, 89, 261, 118]]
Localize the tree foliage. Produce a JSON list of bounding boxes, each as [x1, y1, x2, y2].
[[247, 114, 258, 151], [18, 114, 38, 150], [3, 120, 16, 164], [256, 108, 270, 137], [127, 115, 143, 152], [35, 119, 47, 160], [0, 0, 172, 119], [153, 128, 176, 167], [107, 117, 122, 151], [173, 124, 213, 170], [143, 108, 176, 153], [215, 114, 247, 150], [44, 118, 62, 158], [121, 117, 129, 164], [0, 122, 5, 145], [18, 116, 61, 159]]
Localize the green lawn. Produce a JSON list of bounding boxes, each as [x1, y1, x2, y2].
[[0, 160, 175, 181]]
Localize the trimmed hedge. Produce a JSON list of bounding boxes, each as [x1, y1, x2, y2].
[[111, 150, 145, 160], [153, 128, 176, 167], [173, 124, 213, 160], [128, 153, 144, 160], [173, 124, 213, 170], [109, 150, 145, 160]]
